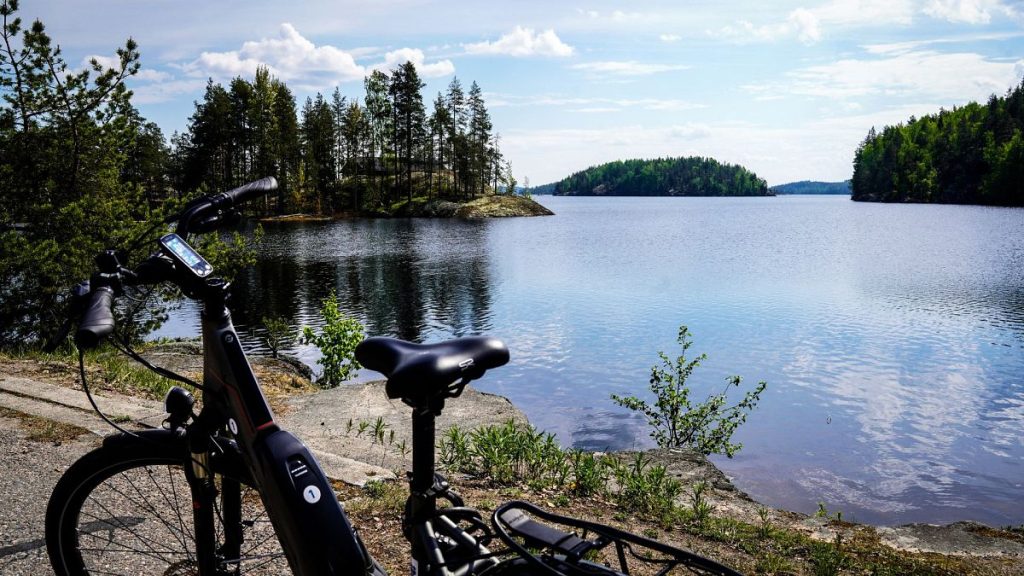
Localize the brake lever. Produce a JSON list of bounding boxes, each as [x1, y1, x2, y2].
[[190, 209, 242, 234]]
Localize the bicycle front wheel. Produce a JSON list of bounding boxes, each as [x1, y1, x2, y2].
[[46, 434, 291, 575]]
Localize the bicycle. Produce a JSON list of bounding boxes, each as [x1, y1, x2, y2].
[[45, 177, 744, 576]]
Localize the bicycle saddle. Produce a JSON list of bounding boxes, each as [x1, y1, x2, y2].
[[355, 336, 510, 401]]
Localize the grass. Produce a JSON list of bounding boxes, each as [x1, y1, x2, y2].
[[0, 406, 90, 443], [332, 472, 1011, 576]]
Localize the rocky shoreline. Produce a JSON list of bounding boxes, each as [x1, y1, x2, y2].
[[260, 194, 554, 222], [1, 347, 1021, 572]]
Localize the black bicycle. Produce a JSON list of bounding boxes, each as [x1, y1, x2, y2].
[[45, 177, 743, 576]]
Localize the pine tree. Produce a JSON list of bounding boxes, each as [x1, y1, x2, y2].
[[363, 70, 391, 207], [390, 61, 426, 202], [0, 0, 166, 345]]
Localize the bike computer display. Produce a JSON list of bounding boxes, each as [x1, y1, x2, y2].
[[159, 233, 214, 278]]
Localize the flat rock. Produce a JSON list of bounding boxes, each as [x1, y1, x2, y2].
[[278, 380, 527, 484], [878, 521, 1024, 557]]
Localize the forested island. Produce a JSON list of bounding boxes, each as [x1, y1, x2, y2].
[[552, 158, 770, 197], [852, 81, 1024, 206], [177, 66, 523, 216], [770, 181, 851, 195]]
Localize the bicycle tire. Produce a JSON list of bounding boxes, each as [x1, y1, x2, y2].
[[46, 433, 291, 575]]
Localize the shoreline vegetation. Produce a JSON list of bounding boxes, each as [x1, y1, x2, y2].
[[259, 193, 554, 221], [2, 345, 1022, 575], [852, 81, 1024, 206]]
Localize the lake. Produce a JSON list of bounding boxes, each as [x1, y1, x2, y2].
[[155, 195, 1024, 527]]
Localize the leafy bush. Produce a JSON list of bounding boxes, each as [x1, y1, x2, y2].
[[611, 325, 766, 457], [302, 291, 363, 388], [261, 315, 297, 358]]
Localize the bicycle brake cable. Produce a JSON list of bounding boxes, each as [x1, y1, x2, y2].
[[78, 351, 145, 439], [79, 348, 219, 477], [110, 334, 206, 392]]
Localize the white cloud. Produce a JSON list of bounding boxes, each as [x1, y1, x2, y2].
[[572, 60, 690, 77], [923, 0, 994, 23], [864, 31, 1024, 54], [463, 26, 574, 57], [747, 49, 1023, 101], [375, 48, 455, 78], [179, 23, 453, 88], [713, 0, 914, 45], [85, 55, 171, 83], [131, 78, 208, 104], [713, 8, 821, 45], [788, 9, 822, 44], [814, 0, 916, 26], [183, 23, 366, 85], [660, 34, 682, 43]]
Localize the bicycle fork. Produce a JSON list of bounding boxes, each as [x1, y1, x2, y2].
[[186, 449, 221, 576]]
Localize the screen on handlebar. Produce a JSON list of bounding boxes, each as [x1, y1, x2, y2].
[[159, 233, 214, 278]]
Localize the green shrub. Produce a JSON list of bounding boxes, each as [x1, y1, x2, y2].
[[261, 315, 297, 358], [302, 291, 363, 388], [611, 453, 682, 518], [611, 325, 766, 457]]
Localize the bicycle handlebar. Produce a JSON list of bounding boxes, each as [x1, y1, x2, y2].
[[222, 176, 278, 207], [72, 177, 277, 349], [75, 286, 116, 349], [176, 177, 277, 237]]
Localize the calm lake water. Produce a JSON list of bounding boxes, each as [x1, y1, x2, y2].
[[156, 195, 1024, 527]]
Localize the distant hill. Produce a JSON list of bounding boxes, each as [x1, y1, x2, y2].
[[552, 157, 770, 197], [852, 81, 1024, 206], [771, 180, 851, 195]]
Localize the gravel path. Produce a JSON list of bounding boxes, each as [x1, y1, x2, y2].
[[0, 417, 97, 575]]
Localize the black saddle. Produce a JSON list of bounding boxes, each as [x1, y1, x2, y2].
[[355, 336, 510, 402]]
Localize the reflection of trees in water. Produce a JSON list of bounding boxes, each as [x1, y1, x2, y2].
[[231, 220, 492, 343]]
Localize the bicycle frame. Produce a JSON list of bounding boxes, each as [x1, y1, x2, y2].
[[191, 278, 374, 576]]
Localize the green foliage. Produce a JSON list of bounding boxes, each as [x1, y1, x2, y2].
[[0, 1, 165, 346], [852, 80, 1024, 206], [612, 325, 766, 457], [438, 421, 693, 518], [687, 480, 715, 527], [610, 453, 683, 518], [569, 449, 607, 497], [179, 63, 510, 215], [261, 315, 297, 358], [553, 157, 769, 197], [302, 291, 363, 388], [195, 224, 264, 282], [810, 535, 850, 576]]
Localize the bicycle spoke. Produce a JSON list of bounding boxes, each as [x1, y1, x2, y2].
[[79, 496, 183, 558]]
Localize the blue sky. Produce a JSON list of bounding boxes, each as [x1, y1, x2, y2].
[[22, 0, 1024, 185]]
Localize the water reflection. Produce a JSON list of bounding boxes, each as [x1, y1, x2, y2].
[[229, 218, 494, 346], [154, 197, 1024, 527]]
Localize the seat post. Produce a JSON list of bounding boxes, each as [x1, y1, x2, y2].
[[411, 404, 437, 495], [408, 395, 445, 519]]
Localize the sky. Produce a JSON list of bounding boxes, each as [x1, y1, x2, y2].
[[18, 0, 1024, 186]]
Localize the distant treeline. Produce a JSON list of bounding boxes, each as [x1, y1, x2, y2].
[[175, 65, 509, 215], [527, 182, 557, 195], [771, 181, 851, 195], [852, 81, 1024, 206], [552, 157, 770, 197]]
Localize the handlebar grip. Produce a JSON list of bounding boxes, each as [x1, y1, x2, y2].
[[222, 176, 278, 207], [75, 287, 116, 349]]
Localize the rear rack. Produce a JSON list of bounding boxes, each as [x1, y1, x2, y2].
[[492, 501, 743, 576]]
